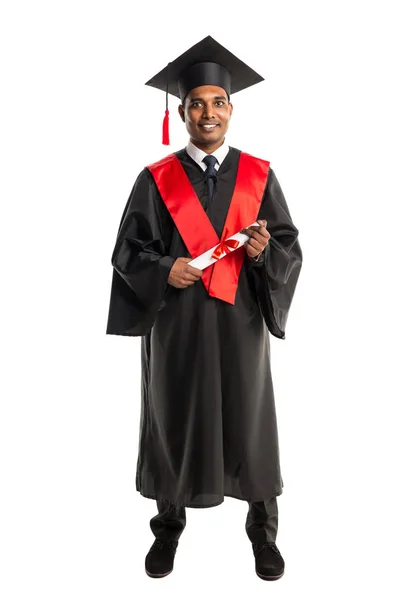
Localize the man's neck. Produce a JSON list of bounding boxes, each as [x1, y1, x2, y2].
[[189, 138, 225, 154]]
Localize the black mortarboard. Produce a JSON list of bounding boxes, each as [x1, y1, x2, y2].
[[145, 36, 265, 145]]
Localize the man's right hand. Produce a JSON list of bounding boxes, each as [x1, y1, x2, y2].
[[167, 257, 203, 289]]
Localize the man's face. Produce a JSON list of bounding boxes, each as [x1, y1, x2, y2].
[[178, 85, 233, 151]]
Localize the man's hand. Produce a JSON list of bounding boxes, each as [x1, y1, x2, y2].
[[241, 219, 271, 259], [168, 257, 203, 289]]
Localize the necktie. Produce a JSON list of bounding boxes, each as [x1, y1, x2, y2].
[[202, 155, 218, 204]]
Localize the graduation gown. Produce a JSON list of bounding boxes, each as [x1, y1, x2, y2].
[[106, 147, 302, 507]]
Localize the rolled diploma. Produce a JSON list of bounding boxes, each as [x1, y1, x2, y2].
[[188, 221, 259, 270]]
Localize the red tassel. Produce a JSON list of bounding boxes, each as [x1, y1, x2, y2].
[[162, 109, 170, 145]]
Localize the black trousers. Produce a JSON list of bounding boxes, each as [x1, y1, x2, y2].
[[149, 497, 278, 544]]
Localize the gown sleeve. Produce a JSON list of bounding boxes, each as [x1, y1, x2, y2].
[[250, 167, 303, 339], [106, 168, 175, 336]]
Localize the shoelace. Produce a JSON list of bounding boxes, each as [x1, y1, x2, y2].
[[152, 539, 178, 551], [252, 541, 281, 557]]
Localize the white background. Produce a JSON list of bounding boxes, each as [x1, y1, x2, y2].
[[1, 0, 399, 598]]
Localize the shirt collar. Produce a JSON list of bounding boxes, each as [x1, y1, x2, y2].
[[186, 138, 230, 171]]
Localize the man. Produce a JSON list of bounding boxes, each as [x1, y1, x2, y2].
[[106, 36, 302, 580]]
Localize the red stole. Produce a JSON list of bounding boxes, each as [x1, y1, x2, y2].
[[147, 151, 270, 304]]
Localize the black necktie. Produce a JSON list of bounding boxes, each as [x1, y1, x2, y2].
[[202, 155, 218, 204]]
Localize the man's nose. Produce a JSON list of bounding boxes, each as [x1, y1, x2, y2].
[[202, 103, 215, 119]]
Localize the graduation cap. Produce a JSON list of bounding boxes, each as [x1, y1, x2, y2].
[[145, 36, 265, 145]]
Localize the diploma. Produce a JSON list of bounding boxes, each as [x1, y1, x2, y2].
[[188, 222, 259, 270]]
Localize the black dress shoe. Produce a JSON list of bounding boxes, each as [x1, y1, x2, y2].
[[252, 541, 285, 580], [145, 538, 179, 578]]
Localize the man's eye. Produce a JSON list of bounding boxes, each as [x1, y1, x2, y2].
[[191, 102, 203, 108], [216, 101, 224, 106]]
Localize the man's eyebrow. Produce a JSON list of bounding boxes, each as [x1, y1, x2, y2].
[[188, 96, 227, 102]]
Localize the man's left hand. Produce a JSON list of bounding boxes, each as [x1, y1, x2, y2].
[[241, 219, 271, 258]]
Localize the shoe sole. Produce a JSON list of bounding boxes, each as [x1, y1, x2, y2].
[[145, 568, 173, 578], [256, 570, 284, 580]]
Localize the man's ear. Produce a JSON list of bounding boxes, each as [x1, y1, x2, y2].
[[228, 102, 233, 117], [178, 104, 185, 122]]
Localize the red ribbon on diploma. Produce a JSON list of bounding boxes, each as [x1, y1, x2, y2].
[[211, 238, 240, 260]]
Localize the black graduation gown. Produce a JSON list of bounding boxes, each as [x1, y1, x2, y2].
[[106, 147, 302, 507]]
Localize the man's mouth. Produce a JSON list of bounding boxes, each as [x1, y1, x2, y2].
[[199, 123, 219, 131]]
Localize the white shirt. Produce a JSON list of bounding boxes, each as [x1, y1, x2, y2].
[[186, 138, 230, 171]]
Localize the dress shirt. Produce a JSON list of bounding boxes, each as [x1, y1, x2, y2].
[[186, 138, 230, 171]]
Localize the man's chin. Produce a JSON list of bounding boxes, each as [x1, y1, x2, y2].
[[194, 133, 224, 146]]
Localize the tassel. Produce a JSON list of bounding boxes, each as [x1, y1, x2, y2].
[[162, 109, 170, 145], [162, 62, 171, 145]]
